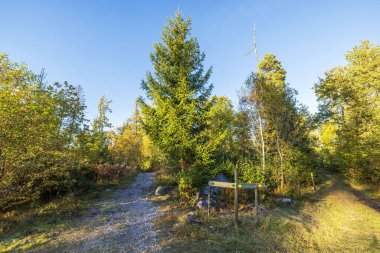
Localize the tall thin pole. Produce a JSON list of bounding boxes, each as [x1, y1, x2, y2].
[[311, 173, 316, 192], [245, 25, 266, 173], [234, 167, 239, 231], [208, 185, 211, 220], [255, 188, 258, 224]]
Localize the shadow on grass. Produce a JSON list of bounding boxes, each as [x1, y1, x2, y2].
[[343, 181, 380, 212]]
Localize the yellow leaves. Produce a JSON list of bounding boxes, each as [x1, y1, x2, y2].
[[320, 121, 338, 146]]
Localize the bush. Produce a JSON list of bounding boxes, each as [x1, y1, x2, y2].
[[0, 152, 96, 211], [237, 158, 264, 184], [178, 164, 209, 202], [95, 164, 129, 183]]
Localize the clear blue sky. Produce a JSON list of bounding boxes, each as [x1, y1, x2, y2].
[[1, 0, 379, 126]]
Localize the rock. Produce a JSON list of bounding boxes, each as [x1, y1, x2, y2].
[[90, 208, 100, 216], [200, 173, 229, 196], [215, 173, 229, 182], [173, 222, 180, 229], [185, 212, 202, 224], [196, 173, 230, 210], [211, 174, 229, 194], [155, 186, 166, 196], [279, 198, 294, 205], [196, 199, 208, 210]]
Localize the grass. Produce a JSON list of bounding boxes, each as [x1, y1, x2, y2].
[[0, 172, 136, 253], [153, 174, 380, 253], [350, 181, 380, 205]]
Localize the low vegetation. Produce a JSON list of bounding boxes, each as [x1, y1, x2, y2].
[[1, 10, 379, 253], [0, 172, 136, 252], [153, 174, 380, 252]]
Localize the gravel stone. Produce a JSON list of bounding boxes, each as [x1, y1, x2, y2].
[[33, 173, 161, 253]]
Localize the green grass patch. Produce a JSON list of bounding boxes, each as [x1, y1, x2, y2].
[[154, 175, 380, 253], [350, 181, 380, 205]]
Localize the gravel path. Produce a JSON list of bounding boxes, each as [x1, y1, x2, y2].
[[35, 173, 161, 253]]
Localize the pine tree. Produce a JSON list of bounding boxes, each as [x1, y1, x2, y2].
[[139, 12, 213, 170]]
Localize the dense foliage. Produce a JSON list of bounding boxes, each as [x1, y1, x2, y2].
[[109, 101, 166, 170], [0, 54, 127, 211], [1, 12, 378, 211], [139, 12, 318, 197], [315, 41, 380, 184], [239, 54, 317, 193]]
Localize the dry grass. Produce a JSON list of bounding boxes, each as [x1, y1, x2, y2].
[[153, 175, 380, 253], [0, 172, 136, 252]]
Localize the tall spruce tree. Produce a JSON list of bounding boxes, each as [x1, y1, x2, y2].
[[139, 12, 213, 170]]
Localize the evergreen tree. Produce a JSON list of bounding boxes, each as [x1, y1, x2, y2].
[[91, 96, 112, 163], [139, 12, 213, 170]]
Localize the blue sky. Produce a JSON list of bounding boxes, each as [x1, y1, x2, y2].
[[1, 0, 379, 126]]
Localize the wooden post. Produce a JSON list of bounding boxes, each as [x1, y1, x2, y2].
[[311, 173, 316, 192], [208, 185, 211, 221], [234, 168, 239, 230], [254, 188, 258, 223]]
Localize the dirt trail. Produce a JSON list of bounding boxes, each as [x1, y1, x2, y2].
[[34, 173, 161, 253]]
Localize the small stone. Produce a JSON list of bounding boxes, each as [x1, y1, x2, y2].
[[279, 198, 294, 205], [186, 213, 202, 224], [90, 208, 99, 215], [155, 186, 166, 196], [196, 199, 208, 210], [214, 174, 229, 182]]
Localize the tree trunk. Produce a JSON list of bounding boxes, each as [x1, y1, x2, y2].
[[276, 132, 284, 190], [258, 112, 266, 173]]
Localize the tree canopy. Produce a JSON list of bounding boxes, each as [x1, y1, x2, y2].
[[315, 40, 380, 183]]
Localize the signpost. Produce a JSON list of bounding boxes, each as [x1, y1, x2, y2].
[[208, 181, 265, 189], [234, 168, 238, 231], [207, 171, 266, 229], [311, 173, 316, 192]]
